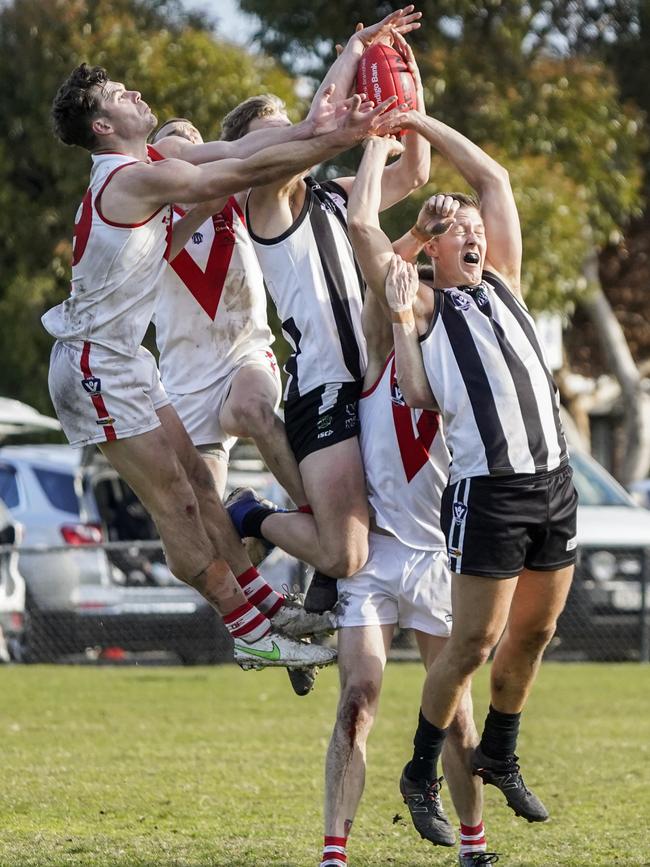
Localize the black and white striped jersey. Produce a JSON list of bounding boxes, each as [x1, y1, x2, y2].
[[420, 270, 568, 484], [246, 178, 368, 401]]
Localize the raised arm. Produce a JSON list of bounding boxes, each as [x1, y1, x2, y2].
[[396, 110, 523, 294], [347, 136, 404, 303], [385, 255, 437, 410], [102, 96, 394, 222]]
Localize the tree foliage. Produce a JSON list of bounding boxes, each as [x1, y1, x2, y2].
[[243, 0, 645, 310], [0, 0, 300, 410]]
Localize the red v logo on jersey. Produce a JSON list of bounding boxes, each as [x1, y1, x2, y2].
[[390, 361, 439, 482], [169, 201, 237, 320]]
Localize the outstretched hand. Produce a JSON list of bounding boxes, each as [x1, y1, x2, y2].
[[338, 93, 398, 141], [349, 6, 422, 51], [385, 254, 419, 313]]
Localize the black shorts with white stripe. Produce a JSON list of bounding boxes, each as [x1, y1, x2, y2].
[[440, 464, 578, 578], [284, 380, 362, 465]]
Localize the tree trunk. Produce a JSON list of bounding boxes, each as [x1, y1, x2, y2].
[[581, 249, 650, 485]]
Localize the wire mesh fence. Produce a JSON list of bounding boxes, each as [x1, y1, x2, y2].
[[1, 537, 649, 665]]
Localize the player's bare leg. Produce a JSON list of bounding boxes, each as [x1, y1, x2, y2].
[[256, 438, 370, 578], [98, 427, 242, 608], [219, 365, 308, 507], [415, 632, 484, 829], [324, 625, 390, 839], [100, 420, 336, 671], [489, 566, 574, 713], [420, 575, 517, 729], [157, 405, 335, 642], [410, 573, 558, 823]]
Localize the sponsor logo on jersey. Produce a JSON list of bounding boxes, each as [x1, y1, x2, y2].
[[390, 381, 406, 406], [448, 289, 472, 311], [448, 546, 462, 558], [452, 501, 468, 522], [81, 376, 101, 394], [345, 417, 357, 430], [317, 429, 334, 439], [191, 231, 203, 245], [96, 416, 116, 426], [566, 535, 577, 551], [445, 613, 453, 623], [317, 414, 333, 430]]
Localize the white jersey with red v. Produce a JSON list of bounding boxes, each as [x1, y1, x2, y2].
[[149, 146, 273, 395], [42, 150, 172, 356], [359, 352, 450, 550]]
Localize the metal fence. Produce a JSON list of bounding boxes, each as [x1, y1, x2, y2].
[[1, 539, 649, 665]]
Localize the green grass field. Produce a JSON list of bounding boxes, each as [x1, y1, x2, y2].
[[1, 662, 649, 867]]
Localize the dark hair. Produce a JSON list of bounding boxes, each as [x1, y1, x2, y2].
[[220, 94, 285, 142], [51, 63, 108, 151], [150, 117, 193, 143]]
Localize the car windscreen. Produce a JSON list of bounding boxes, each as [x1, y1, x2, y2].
[[569, 452, 634, 507], [0, 463, 19, 508], [33, 467, 80, 515]]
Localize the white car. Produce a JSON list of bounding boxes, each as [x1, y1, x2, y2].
[[555, 451, 650, 660]]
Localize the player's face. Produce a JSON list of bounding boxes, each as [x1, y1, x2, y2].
[[431, 207, 487, 286], [95, 80, 157, 140]]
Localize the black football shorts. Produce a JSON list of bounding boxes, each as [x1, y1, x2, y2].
[[440, 464, 578, 578], [284, 380, 362, 465]]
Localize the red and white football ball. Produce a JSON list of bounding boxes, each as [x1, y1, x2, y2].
[[356, 42, 417, 118]]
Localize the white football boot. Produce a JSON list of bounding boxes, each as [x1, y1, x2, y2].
[[234, 630, 337, 671]]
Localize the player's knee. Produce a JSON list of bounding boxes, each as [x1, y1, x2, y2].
[[230, 396, 277, 439], [510, 623, 557, 658], [337, 682, 379, 743], [322, 540, 368, 578], [453, 632, 495, 675]]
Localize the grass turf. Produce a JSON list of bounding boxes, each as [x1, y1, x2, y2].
[[0, 662, 648, 867]]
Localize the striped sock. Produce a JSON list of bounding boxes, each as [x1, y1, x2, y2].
[[236, 567, 284, 617], [459, 821, 487, 857], [320, 835, 347, 866], [222, 601, 270, 643]]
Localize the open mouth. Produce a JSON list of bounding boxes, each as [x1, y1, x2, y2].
[[464, 252, 480, 265]]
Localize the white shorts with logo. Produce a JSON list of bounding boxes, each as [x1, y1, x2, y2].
[[48, 340, 169, 447], [337, 532, 452, 637], [165, 347, 282, 455]]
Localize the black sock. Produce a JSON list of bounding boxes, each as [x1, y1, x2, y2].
[[406, 710, 448, 782], [480, 704, 521, 760], [241, 505, 276, 539]]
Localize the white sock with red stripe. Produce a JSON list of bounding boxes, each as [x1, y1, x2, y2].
[[236, 567, 284, 617], [222, 601, 270, 644], [460, 821, 487, 857], [320, 835, 347, 867]]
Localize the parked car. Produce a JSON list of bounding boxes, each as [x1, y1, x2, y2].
[[553, 450, 650, 660], [0, 497, 26, 661], [628, 477, 650, 510], [0, 444, 231, 663]]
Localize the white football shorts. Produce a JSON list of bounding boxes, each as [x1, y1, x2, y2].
[[165, 347, 282, 454], [48, 340, 169, 447], [337, 532, 453, 636]]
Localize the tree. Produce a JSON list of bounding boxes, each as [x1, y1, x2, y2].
[[0, 0, 300, 412]]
